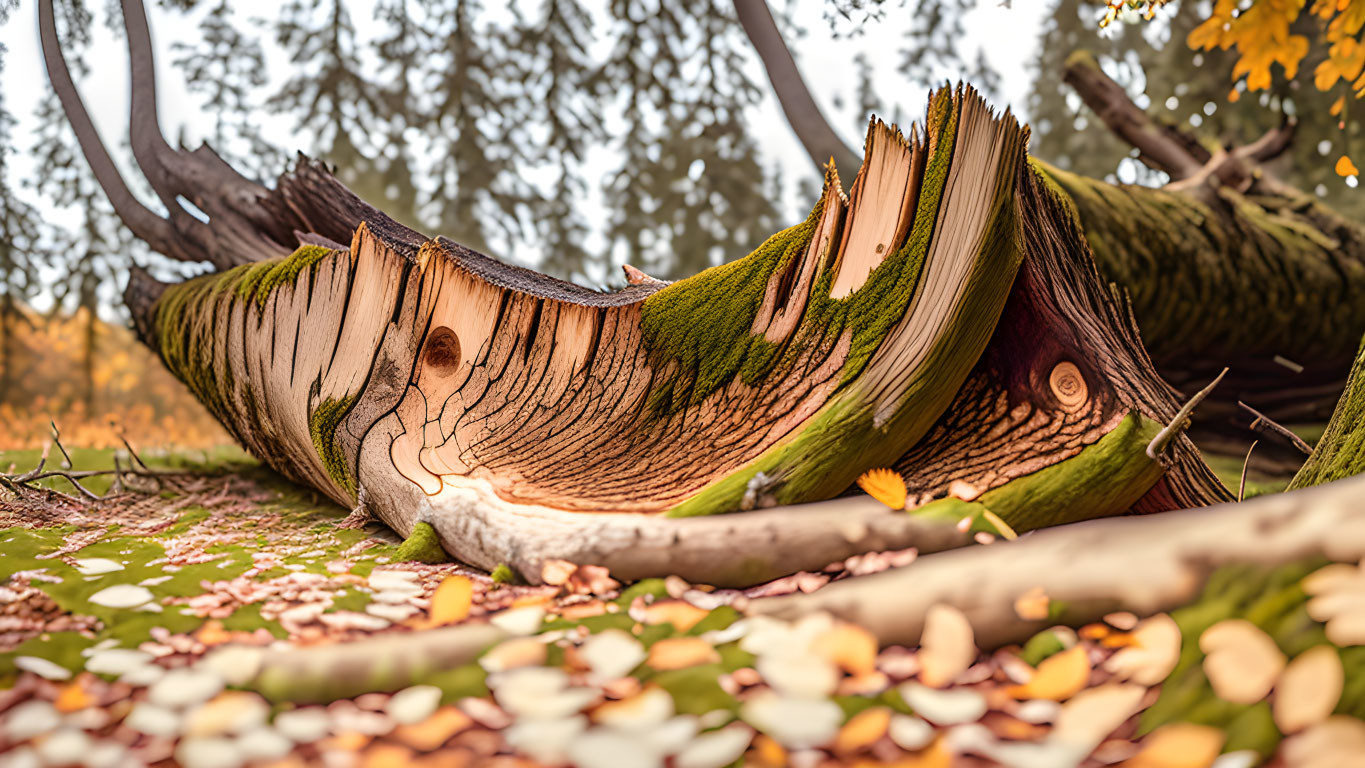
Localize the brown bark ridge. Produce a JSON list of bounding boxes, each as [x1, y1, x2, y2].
[[43, 0, 1229, 583], [1057, 51, 1365, 437]]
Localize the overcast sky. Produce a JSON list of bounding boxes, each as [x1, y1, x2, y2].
[[0, 0, 1057, 288]]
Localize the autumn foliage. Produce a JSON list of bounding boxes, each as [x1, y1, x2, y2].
[[0, 306, 228, 450]]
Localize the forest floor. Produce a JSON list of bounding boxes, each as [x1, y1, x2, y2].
[[0, 446, 1318, 768]]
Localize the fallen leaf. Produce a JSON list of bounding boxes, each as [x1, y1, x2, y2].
[[647, 637, 721, 670], [54, 680, 92, 713], [361, 743, 414, 768], [1121, 723, 1223, 768], [391, 707, 473, 752], [812, 622, 879, 675], [833, 706, 892, 755], [1281, 715, 1365, 768], [1014, 587, 1050, 621], [1008, 645, 1090, 701], [1104, 613, 1182, 686], [1274, 645, 1343, 734], [1052, 683, 1147, 753], [857, 468, 907, 510], [1199, 619, 1286, 704], [642, 600, 710, 632], [918, 604, 977, 688], [479, 637, 547, 672], [540, 559, 577, 586], [430, 576, 474, 626]]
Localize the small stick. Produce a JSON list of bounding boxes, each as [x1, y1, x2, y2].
[[118, 430, 152, 472], [49, 421, 74, 470], [1238, 401, 1313, 456], [1146, 367, 1229, 459], [1238, 440, 1258, 503]]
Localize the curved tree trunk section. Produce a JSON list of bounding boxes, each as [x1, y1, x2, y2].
[[1057, 52, 1365, 435], [1289, 334, 1365, 489], [44, 0, 1234, 584]]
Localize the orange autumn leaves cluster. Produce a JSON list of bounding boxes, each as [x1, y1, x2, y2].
[[1103, 0, 1363, 177], [0, 307, 228, 450]]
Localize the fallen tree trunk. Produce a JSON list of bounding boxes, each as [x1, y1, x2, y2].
[[69, 0, 1365, 587]]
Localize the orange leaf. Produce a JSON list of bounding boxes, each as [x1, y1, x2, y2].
[[857, 468, 907, 510], [1338, 155, 1361, 176], [1228, 87, 1241, 102], [1332, 94, 1348, 115], [1008, 645, 1091, 701], [430, 575, 474, 625]]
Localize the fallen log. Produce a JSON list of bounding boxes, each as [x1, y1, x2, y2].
[[81, 0, 1365, 586]]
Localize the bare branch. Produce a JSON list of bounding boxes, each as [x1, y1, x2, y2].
[[734, 0, 861, 181], [1062, 50, 1206, 180], [37, 0, 194, 261]]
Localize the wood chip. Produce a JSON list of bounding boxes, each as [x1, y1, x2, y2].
[[1007, 645, 1090, 701], [917, 604, 977, 688], [647, 637, 721, 671], [1274, 645, 1343, 734], [1199, 619, 1286, 704]]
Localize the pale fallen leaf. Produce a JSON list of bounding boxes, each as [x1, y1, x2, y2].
[[900, 682, 988, 725], [479, 637, 547, 673], [740, 690, 843, 749], [1274, 645, 1343, 734], [1199, 619, 1285, 704], [1280, 715, 1365, 768], [918, 604, 977, 688], [1104, 613, 1181, 686], [1052, 683, 1147, 753]]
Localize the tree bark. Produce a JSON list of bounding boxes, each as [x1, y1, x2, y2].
[[47, 0, 1328, 587]]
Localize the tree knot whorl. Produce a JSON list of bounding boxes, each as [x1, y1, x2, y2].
[[1049, 361, 1089, 412]]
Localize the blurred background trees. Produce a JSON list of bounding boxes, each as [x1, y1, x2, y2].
[[0, 0, 1359, 446]]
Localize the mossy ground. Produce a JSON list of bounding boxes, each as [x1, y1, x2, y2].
[[0, 445, 405, 684]]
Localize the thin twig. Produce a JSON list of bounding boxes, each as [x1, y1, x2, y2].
[[49, 420, 74, 469], [1146, 367, 1229, 459], [118, 430, 152, 472], [1238, 440, 1258, 503], [1238, 401, 1313, 456]]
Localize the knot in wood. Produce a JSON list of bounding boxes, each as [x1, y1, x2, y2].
[[1049, 361, 1088, 412], [421, 327, 462, 377]]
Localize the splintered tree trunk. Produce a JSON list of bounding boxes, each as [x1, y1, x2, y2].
[[52, 0, 1365, 588], [103, 80, 1226, 583]]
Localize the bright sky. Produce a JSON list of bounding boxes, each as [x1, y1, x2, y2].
[[0, 0, 1053, 293]]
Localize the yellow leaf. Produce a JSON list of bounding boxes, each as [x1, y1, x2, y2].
[[1008, 645, 1091, 701], [1338, 155, 1361, 176], [1332, 94, 1348, 115], [430, 575, 474, 625], [857, 468, 907, 510]]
